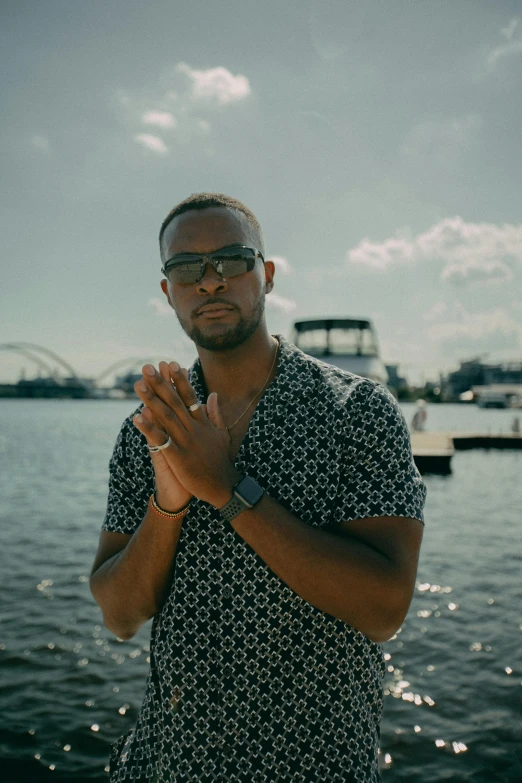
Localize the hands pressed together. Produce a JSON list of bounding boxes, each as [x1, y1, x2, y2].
[[133, 362, 240, 513]]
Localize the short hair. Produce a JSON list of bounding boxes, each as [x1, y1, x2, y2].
[[159, 192, 264, 258]]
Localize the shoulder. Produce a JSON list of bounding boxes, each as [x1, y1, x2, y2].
[[282, 339, 379, 411]]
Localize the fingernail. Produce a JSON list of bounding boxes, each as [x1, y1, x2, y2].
[[134, 414, 143, 423], [170, 362, 180, 372], [138, 381, 148, 392], [144, 365, 155, 376]]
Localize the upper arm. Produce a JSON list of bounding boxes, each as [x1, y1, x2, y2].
[[334, 382, 427, 526], [335, 515, 424, 589], [91, 530, 132, 578]]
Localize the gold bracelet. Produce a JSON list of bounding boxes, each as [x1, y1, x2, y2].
[[149, 493, 190, 520]]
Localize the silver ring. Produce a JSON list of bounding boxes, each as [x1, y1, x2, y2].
[[188, 401, 201, 412], [148, 436, 172, 453]]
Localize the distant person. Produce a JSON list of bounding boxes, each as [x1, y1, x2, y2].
[[411, 399, 428, 432], [90, 193, 427, 782], [512, 416, 520, 434]]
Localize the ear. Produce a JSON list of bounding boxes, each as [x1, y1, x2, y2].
[[160, 278, 174, 307], [263, 260, 275, 294]]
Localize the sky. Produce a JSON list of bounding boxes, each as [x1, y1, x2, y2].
[[1, 0, 522, 386]]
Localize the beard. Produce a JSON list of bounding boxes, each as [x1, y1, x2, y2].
[[177, 291, 266, 351]]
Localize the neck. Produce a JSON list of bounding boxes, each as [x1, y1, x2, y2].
[[197, 326, 277, 403]]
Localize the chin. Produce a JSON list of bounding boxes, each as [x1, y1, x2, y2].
[[178, 295, 265, 352], [190, 316, 264, 352], [192, 326, 252, 352]]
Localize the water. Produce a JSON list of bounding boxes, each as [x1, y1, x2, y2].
[[0, 400, 520, 782]]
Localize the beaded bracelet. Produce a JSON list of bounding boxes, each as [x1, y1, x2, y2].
[[149, 493, 190, 520]]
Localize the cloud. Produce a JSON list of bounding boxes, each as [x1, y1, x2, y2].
[[266, 292, 297, 313], [488, 17, 522, 65], [134, 134, 169, 155], [142, 111, 177, 129], [118, 63, 251, 158], [176, 62, 251, 105], [347, 216, 522, 285], [488, 38, 522, 66], [115, 90, 132, 108], [347, 237, 415, 270], [427, 303, 522, 346], [441, 259, 512, 286], [501, 17, 519, 41], [196, 119, 211, 134], [271, 256, 292, 275], [423, 301, 448, 322], [32, 134, 50, 153], [148, 298, 173, 316], [401, 115, 480, 162]]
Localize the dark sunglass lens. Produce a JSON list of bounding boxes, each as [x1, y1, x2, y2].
[[220, 257, 248, 277], [167, 262, 201, 284], [214, 250, 255, 277]]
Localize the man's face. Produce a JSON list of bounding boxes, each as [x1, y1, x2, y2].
[[160, 207, 275, 351]]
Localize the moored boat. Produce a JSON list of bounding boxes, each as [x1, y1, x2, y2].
[[291, 318, 388, 385]]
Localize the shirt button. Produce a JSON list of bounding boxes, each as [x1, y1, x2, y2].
[[223, 587, 232, 598], [223, 666, 233, 678]]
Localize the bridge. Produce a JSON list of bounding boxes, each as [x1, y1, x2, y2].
[[0, 343, 180, 397]]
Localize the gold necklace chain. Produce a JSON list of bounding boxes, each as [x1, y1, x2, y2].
[[226, 338, 279, 433]]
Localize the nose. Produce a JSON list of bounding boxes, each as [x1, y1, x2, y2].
[[196, 262, 228, 295]]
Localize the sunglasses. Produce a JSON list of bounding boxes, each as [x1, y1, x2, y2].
[[162, 245, 264, 285]]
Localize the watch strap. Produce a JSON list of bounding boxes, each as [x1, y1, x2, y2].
[[220, 494, 249, 524], [219, 476, 265, 524]]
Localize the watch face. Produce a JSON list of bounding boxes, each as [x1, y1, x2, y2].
[[235, 476, 264, 507]]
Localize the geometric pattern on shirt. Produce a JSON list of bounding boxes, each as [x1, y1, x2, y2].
[[103, 334, 427, 782]]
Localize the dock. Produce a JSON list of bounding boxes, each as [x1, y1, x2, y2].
[[411, 433, 455, 475], [411, 432, 522, 474]]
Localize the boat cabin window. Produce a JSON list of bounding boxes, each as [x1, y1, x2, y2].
[[295, 326, 378, 357]]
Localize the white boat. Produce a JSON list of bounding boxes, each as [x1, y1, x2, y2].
[[291, 318, 389, 385]]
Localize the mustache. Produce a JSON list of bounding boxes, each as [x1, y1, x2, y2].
[[192, 298, 238, 318]]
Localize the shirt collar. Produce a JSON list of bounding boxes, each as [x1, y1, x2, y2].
[[188, 334, 318, 406]]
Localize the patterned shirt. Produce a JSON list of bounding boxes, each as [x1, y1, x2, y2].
[[103, 335, 426, 783]]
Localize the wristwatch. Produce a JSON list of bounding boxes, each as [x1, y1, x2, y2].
[[219, 476, 265, 523]]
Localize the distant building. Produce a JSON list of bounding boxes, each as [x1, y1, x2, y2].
[[385, 364, 408, 392], [472, 384, 522, 409], [15, 376, 92, 398], [114, 372, 142, 396], [482, 362, 522, 385], [445, 359, 522, 400]]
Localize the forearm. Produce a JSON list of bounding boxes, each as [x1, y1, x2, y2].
[[90, 508, 184, 639], [230, 495, 405, 643]]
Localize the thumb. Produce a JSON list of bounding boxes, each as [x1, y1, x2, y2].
[[207, 392, 228, 433]]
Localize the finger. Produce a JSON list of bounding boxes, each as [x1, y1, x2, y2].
[[141, 405, 166, 434], [168, 362, 205, 421], [156, 363, 176, 429], [159, 361, 171, 385], [141, 363, 195, 427], [207, 392, 229, 435], [134, 376, 189, 436], [134, 409, 187, 484], [133, 411, 173, 453]]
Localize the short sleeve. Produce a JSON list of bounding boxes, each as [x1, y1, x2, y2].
[[334, 382, 427, 525], [102, 411, 155, 535]]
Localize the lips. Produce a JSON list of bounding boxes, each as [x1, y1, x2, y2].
[[197, 303, 235, 316]]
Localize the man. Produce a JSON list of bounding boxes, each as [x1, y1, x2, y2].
[[90, 193, 426, 783], [411, 400, 428, 432]]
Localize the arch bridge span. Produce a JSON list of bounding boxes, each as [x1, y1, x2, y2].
[[0, 342, 81, 381]]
